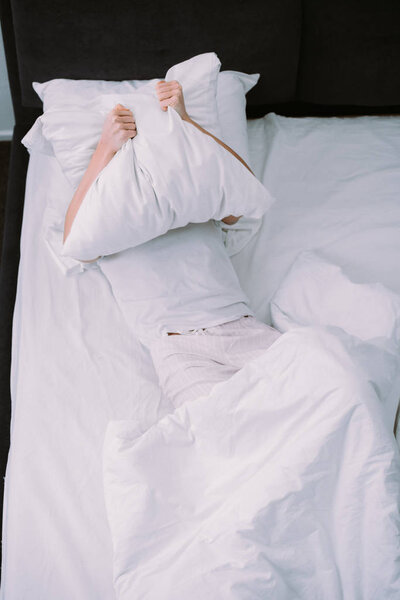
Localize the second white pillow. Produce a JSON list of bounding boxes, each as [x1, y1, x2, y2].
[[270, 250, 400, 354]]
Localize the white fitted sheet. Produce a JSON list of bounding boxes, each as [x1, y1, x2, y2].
[[1, 113, 400, 598], [0, 151, 173, 599]]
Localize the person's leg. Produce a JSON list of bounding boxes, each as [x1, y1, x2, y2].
[[148, 334, 239, 409], [148, 316, 282, 409], [209, 315, 282, 369]]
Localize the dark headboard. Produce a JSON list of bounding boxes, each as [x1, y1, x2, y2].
[[2, 0, 400, 123]]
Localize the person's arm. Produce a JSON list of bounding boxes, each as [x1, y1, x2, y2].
[[63, 142, 116, 262], [183, 116, 254, 176], [183, 115, 253, 227], [63, 103, 137, 261], [155, 80, 251, 225]]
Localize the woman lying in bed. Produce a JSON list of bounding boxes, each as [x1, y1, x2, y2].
[[63, 80, 282, 409]]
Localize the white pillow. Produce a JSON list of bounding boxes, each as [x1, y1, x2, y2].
[[59, 92, 274, 260], [270, 250, 400, 354]]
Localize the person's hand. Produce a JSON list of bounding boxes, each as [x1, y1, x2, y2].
[[98, 103, 137, 154], [155, 80, 189, 121]]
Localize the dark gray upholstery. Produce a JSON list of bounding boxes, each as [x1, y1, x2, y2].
[[298, 0, 400, 106], [0, 0, 400, 581], [11, 0, 303, 111]]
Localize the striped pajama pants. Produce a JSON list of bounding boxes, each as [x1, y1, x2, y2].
[[148, 315, 282, 409]]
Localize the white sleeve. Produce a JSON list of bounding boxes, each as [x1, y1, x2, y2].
[[212, 217, 263, 257]]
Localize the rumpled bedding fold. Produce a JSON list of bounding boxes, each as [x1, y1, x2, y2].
[[103, 325, 400, 599]]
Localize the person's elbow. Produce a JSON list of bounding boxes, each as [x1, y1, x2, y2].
[[221, 215, 241, 225], [79, 256, 101, 263]]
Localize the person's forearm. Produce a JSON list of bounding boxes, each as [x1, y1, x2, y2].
[[182, 115, 254, 175], [63, 141, 116, 244]]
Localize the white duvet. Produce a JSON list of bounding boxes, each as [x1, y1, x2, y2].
[[103, 325, 400, 599]]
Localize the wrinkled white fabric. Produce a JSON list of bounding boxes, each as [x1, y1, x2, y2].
[[103, 325, 400, 600]]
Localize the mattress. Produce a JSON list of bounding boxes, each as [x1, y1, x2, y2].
[[1, 113, 400, 598]]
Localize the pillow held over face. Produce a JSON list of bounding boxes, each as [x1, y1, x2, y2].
[[22, 54, 269, 265], [60, 95, 275, 260]]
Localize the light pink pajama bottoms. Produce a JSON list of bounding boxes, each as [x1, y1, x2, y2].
[[148, 315, 282, 409]]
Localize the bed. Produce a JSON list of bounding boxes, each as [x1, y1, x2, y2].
[[1, 0, 400, 598]]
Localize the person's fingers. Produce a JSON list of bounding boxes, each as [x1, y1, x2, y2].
[[156, 80, 179, 87], [157, 90, 179, 101], [114, 111, 133, 118], [159, 98, 176, 110], [114, 115, 136, 122], [115, 103, 129, 110], [155, 81, 180, 92], [122, 123, 136, 130], [121, 128, 136, 138], [156, 86, 180, 96], [156, 79, 180, 86], [112, 113, 135, 122], [113, 105, 133, 115]]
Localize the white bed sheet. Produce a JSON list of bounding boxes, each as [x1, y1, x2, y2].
[[0, 151, 172, 599], [1, 113, 400, 598]]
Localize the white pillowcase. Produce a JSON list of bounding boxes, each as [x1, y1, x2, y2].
[[59, 93, 274, 260], [270, 250, 400, 354]]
